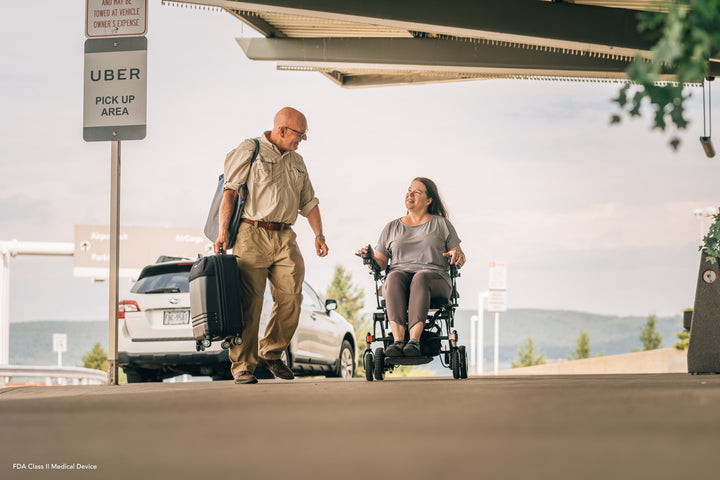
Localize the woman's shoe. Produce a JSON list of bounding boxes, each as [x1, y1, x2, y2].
[[403, 340, 421, 357], [385, 341, 405, 357]]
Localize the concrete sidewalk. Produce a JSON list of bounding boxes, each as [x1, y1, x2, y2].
[[1, 374, 718, 480]]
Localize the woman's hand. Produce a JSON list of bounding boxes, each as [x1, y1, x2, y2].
[[356, 245, 388, 271], [443, 245, 466, 268]]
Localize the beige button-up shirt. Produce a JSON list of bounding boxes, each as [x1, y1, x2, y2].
[[223, 132, 319, 225]]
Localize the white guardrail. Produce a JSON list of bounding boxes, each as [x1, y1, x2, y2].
[[0, 365, 107, 386]]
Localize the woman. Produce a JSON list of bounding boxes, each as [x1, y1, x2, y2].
[[357, 177, 466, 357]]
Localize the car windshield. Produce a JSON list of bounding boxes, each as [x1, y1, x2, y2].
[[131, 266, 190, 294]]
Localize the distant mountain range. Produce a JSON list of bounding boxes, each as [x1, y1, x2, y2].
[[8, 309, 684, 371], [452, 308, 683, 369], [9, 321, 108, 368]]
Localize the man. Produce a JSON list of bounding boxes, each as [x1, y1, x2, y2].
[[214, 107, 328, 384]]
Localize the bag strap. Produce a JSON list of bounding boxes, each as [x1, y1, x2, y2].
[[239, 139, 260, 198], [249, 138, 260, 169]]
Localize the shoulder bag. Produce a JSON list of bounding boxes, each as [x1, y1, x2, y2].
[[203, 138, 260, 249]]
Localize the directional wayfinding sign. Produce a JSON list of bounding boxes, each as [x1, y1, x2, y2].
[[83, 36, 147, 141], [487, 290, 507, 313], [488, 262, 507, 312], [73, 225, 212, 279]]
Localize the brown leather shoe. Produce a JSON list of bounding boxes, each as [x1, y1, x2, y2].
[[259, 357, 295, 380], [233, 370, 258, 384]]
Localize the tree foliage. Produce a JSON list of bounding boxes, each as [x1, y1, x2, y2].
[[569, 329, 592, 360], [675, 308, 692, 350], [701, 212, 720, 264], [612, 0, 720, 149], [82, 342, 107, 371], [512, 335, 546, 368], [323, 265, 369, 377], [641, 314, 664, 350], [674, 329, 690, 350]]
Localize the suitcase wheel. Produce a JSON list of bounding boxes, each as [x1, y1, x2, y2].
[[221, 339, 231, 350], [232, 336, 243, 346], [201, 339, 212, 349]]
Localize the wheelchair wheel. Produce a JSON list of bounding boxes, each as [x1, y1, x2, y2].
[[459, 345, 468, 379], [363, 350, 374, 382], [374, 347, 385, 381], [450, 348, 460, 379]]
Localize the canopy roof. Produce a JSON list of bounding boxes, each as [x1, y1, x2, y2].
[[166, 0, 720, 87]]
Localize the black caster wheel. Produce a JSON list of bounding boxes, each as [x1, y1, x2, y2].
[[374, 347, 385, 381], [232, 336, 243, 346], [451, 348, 460, 379], [221, 339, 231, 349], [459, 345, 468, 379], [363, 350, 374, 381]]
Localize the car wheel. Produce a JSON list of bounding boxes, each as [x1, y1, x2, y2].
[[328, 340, 354, 379]]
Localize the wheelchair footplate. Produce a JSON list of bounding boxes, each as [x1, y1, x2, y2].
[[385, 356, 433, 366]]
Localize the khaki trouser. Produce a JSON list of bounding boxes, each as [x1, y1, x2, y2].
[[228, 222, 305, 376]]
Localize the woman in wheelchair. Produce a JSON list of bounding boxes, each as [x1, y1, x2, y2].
[[357, 177, 467, 379]]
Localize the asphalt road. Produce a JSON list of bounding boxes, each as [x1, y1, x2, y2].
[[1, 374, 719, 480]]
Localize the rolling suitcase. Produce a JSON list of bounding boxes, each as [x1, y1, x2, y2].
[[189, 254, 244, 352]]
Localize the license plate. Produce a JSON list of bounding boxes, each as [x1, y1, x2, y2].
[[163, 310, 190, 325]]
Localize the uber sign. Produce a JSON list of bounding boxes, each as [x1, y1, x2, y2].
[[83, 36, 147, 141]]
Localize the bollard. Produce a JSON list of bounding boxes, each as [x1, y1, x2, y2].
[[688, 251, 720, 373]]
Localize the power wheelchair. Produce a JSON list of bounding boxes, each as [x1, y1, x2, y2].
[[360, 247, 469, 380]]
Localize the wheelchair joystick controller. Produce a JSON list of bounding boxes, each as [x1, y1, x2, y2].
[[361, 245, 383, 281]]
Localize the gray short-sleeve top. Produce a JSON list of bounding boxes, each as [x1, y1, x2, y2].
[[375, 216, 461, 284]]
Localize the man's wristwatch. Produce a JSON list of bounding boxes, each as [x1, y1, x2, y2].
[[315, 234, 326, 241]]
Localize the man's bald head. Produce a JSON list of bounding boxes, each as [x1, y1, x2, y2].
[[269, 107, 308, 153], [273, 107, 306, 130]]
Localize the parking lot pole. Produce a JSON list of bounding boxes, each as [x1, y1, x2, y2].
[[493, 312, 499, 376], [108, 140, 121, 386], [477, 291, 487, 375], [0, 248, 9, 370]]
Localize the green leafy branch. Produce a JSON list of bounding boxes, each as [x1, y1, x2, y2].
[[611, 0, 720, 150], [701, 211, 720, 264]]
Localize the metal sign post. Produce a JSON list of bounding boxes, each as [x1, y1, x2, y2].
[[474, 291, 489, 375], [488, 262, 507, 376], [53, 334, 68, 367], [108, 141, 121, 385]]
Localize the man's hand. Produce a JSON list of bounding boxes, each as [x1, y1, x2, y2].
[[214, 189, 238, 255], [213, 233, 229, 254], [315, 237, 328, 257]]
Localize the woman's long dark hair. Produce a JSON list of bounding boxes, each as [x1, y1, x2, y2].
[[414, 177, 449, 218]]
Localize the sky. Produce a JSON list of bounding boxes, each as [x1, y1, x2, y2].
[[1, 1, 718, 325]]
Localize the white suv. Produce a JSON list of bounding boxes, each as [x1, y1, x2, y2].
[[118, 258, 356, 382]]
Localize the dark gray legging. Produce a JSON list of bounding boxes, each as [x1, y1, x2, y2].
[[382, 270, 452, 329]]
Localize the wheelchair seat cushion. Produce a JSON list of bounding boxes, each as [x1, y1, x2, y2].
[[429, 297, 451, 309]]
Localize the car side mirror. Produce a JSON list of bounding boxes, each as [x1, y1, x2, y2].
[[325, 299, 338, 313]]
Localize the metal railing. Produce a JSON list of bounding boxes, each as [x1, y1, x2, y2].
[[0, 365, 107, 386]]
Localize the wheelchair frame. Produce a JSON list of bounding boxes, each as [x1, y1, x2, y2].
[[360, 249, 468, 380]]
